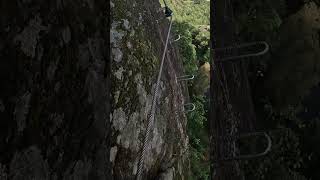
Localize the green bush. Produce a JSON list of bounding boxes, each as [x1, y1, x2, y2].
[[164, 0, 210, 178], [187, 95, 209, 180], [191, 62, 210, 96], [172, 22, 198, 75]]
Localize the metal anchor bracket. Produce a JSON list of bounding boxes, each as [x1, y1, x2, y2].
[[213, 41, 269, 62]]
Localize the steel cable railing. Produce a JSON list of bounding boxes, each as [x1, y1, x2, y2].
[[136, 14, 174, 180]]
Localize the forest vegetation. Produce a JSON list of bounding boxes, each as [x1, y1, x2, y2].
[[167, 0, 320, 179], [234, 0, 320, 179], [161, 0, 210, 179]]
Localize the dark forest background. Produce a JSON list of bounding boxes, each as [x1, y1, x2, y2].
[[234, 0, 320, 179]]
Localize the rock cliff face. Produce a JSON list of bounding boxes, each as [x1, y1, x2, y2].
[[111, 0, 189, 179], [0, 0, 111, 179], [0, 0, 188, 179], [110, 0, 188, 179]]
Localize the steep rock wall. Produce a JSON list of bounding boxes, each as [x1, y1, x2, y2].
[[111, 0, 189, 179], [0, 0, 111, 179]]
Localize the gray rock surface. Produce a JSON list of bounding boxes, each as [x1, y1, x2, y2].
[[111, 0, 189, 179]]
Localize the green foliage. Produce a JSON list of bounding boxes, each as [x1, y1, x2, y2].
[[188, 96, 208, 147], [235, 1, 320, 180], [191, 63, 210, 96], [187, 95, 209, 180], [264, 2, 320, 111], [193, 30, 210, 64], [165, 0, 210, 26], [242, 103, 307, 180], [171, 23, 210, 75], [172, 22, 198, 74], [165, 0, 210, 70], [234, 0, 283, 41], [160, 0, 210, 178]]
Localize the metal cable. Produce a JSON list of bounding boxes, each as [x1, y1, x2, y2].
[[163, 0, 168, 7], [136, 16, 173, 180]]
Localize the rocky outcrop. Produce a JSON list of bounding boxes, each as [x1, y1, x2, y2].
[[111, 0, 189, 179]]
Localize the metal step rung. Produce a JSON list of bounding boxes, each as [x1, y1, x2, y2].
[[176, 74, 195, 82], [213, 41, 269, 62], [214, 132, 272, 162], [183, 103, 196, 113], [171, 34, 181, 43], [182, 0, 200, 4]]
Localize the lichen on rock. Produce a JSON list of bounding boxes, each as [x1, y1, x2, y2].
[[112, 108, 127, 132], [110, 146, 118, 162], [111, 0, 189, 178]]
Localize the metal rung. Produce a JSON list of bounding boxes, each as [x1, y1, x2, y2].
[[177, 75, 195, 82], [214, 132, 272, 162], [183, 103, 196, 112], [171, 34, 181, 43], [182, 0, 199, 4], [213, 41, 269, 62]]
